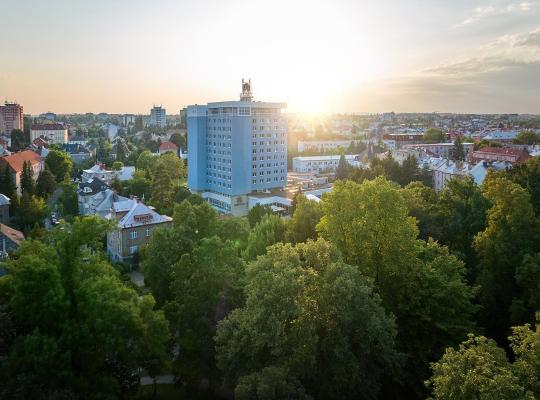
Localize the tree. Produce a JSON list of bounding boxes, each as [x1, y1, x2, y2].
[[164, 237, 245, 387], [0, 218, 170, 399], [45, 150, 73, 183], [0, 165, 16, 200], [111, 161, 123, 171], [36, 169, 57, 198], [510, 313, 540, 398], [243, 214, 287, 260], [428, 335, 530, 400], [216, 240, 399, 400], [504, 156, 540, 216], [126, 170, 152, 200], [400, 181, 441, 241], [437, 177, 490, 279], [142, 201, 218, 305], [136, 150, 158, 176], [423, 128, 447, 143], [247, 204, 272, 228], [20, 161, 35, 196], [10, 129, 25, 152], [155, 152, 186, 185], [215, 216, 251, 252], [235, 366, 313, 400], [335, 154, 350, 180], [169, 132, 186, 149], [452, 136, 466, 161], [150, 171, 175, 214], [16, 193, 48, 231], [57, 183, 79, 220], [474, 176, 540, 343], [398, 154, 420, 186], [286, 194, 322, 244], [318, 177, 477, 396], [514, 130, 540, 145]]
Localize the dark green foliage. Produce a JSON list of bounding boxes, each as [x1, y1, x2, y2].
[[216, 240, 400, 400], [0, 218, 170, 399], [247, 203, 272, 228], [36, 169, 57, 198], [45, 150, 73, 183], [243, 214, 288, 260], [10, 129, 25, 152], [452, 136, 466, 161], [423, 128, 447, 143], [20, 161, 35, 195], [335, 154, 350, 180]]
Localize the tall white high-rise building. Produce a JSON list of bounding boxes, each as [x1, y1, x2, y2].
[[149, 105, 166, 128], [187, 80, 288, 216]]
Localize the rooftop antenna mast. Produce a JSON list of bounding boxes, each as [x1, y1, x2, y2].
[[240, 79, 253, 101]]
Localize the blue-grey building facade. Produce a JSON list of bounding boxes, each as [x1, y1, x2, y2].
[[187, 82, 287, 215]]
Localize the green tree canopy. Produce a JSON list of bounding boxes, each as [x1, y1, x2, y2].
[[0, 217, 170, 399], [423, 128, 447, 143], [286, 194, 322, 244], [45, 149, 73, 183], [514, 130, 540, 145], [243, 214, 288, 260], [36, 169, 57, 198], [216, 239, 399, 400], [20, 160, 35, 196]]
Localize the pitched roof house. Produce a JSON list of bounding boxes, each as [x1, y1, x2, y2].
[[0, 223, 24, 259], [0, 150, 44, 194], [106, 199, 172, 263]]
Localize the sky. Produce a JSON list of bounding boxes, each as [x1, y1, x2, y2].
[[0, 0, 539, 114]]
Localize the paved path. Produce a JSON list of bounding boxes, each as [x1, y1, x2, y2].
[[140, 374, 175, 386]]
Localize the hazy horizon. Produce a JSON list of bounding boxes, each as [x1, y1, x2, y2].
[[1, 0, 539, 115]]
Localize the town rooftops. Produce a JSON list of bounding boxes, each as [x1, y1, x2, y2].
[[109, 199, 172, 229], [0, 150, 42, 173], [0, 194, 10, 206], [30, 123, 67, 131], [159, 141, 178, 151], [0, 223, 25, 246], [473, 146, 530, 163], [78, 178, 109, 196]]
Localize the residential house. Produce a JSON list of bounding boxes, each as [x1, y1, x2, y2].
[[158, 141, 178, 155], [0, 150, 44, 194], [82, 164, 134, 184], [0, 194, 10, 223], [77, 178, 129, 218], [62, 143, 93, 164], [30, 124, 68, 144], [472, 147, 530, 165], [0, 223, 24, 259], [106, 199, 172, 263]]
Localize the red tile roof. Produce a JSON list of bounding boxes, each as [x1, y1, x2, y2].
[[159, 141, 178, 151], [0, 223, 25, 246], [1, 150, 42, 173], [473, 147, 530, 163]]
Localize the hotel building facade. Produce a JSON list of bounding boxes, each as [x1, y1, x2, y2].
[[187, 80, 287, 215]]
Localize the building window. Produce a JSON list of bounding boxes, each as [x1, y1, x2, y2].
[[130, 230, 137, 240], [146, 228, 151, 237]]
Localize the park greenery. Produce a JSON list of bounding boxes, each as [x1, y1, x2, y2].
[[3, 129, 540, 399]]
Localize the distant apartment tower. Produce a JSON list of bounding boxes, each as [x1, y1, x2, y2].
[[149, 106, 166, 128], [0, 102, 24, 135], [187, 80, 288, 215]]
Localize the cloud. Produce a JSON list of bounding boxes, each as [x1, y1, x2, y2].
[[367, 26, 540, 113], [459, 1, 535, 26]]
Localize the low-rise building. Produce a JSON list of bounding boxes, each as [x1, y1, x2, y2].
[[106, 199, 172, 263], [0, 223, 24, 259], [472, 147, 530, 165], [158, 141, 178, 155], [62, 143, 93, 164], [419, 158, 471, 191], [405, 142, 474, 160], [77, 178, 129, 218], [0, 150, 44, 194], [292, 154, 360, 173], [297, 140, 361, 153], [82, 164, 135, 184], [30, 124, 68, 144], [0, 194, 10, 223]]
